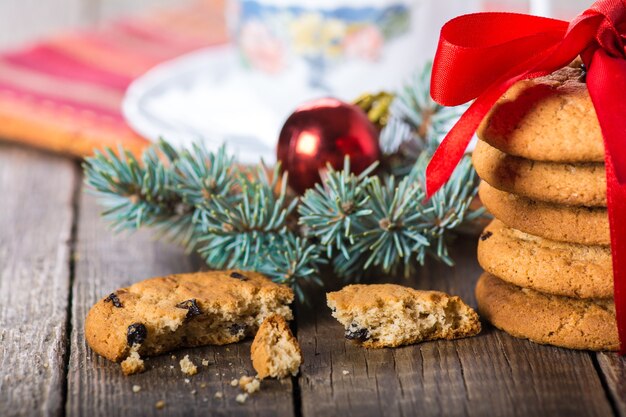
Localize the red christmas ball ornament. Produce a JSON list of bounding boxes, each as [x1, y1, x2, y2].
[[277, 98, 380, 194]]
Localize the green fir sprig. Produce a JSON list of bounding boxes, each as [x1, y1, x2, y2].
[[335, 173, 428, 276], [84, 146, 193, 243], [297, 158, 378, 260], [83, 61, 483, 300], [84, 141, 322, 300], [297, 153, 481, 280]]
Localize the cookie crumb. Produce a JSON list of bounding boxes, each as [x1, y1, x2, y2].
[[202, 359, 209, 366], [235, 393, 248, 404], [214, 391, 223, 399], [184, 378, 190, 384], [191, 389, 197, 395], [132, 385, 141, 393], [342, 370, 350, 375], [171, 355, 176, 360], [155, 400, 166, 410], [121, 350, 145, 375], [239, 376, 261, 394], [179, 355, 198, 376], [230, 378, 239, 387], [200, 382, 207, 388]]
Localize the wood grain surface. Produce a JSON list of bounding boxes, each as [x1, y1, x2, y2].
[[0, 145, 79, 417], [296, 241, 616, 417], [597, 352, 626, 416], [2, 0, 623, 416], [66, 190, 295, 417], [2, 144, 626, 417]]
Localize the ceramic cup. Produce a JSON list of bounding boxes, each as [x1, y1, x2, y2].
[[227, 0, 482, 99]]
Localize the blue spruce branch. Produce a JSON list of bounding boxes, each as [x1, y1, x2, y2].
[[298, 157, 377, 259], [82, 60, 484, 299]]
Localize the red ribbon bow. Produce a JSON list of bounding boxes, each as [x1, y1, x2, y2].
[[426, 0, 626, 353]]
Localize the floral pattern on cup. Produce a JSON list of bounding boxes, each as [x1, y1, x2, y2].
[[235, 1, 411, 87], [239, 19, 286, 74]]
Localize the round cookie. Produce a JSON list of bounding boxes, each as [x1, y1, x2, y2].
[[478, 62, 604, 163], [475, 273, 618, 351], [472, 140, 606, 207], [479, 181, 609, 245], [85, 270, 294, 363], [478, 219, 613, 299]]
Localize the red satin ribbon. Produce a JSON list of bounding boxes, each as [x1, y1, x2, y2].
[[426, 0, 626, 353]]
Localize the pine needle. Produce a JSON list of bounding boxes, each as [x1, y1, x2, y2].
[[82, 60, 483, 300]]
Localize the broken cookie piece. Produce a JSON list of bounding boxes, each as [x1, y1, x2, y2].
[[179, 355, 198, 376], [120, 347, 145, 375], [250, 315, 302, 379], [85, 270, 294, 364], [238, 376, 261, 394], [327, 284, 481, 348]]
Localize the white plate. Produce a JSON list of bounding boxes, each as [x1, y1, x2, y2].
[[122, 44, 431, 165], [122, 1, 489, 165], [123, 46, 340, 165]]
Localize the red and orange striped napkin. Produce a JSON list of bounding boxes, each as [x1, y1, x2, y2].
[[0, 0, 227, 158]]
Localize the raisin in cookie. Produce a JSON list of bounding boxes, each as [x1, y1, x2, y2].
[[472, 140, 606, 207], [85, 270, 293, 363], [250, 314, 302, 379], [478, 219, 613, 299], [476, 273, 618, 351], [478, 61, 604, 163], [327, 284, 481, 348]]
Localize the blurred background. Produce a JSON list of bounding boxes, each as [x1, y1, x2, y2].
[[0, 0, 594, 163], [0, 0, 593, 49], [0, 0, 197, 48]]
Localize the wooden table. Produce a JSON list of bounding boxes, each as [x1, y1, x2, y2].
[[1, 143, 625, 417]]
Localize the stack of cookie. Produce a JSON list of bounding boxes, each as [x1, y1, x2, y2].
[[471, 61, 618, 351]]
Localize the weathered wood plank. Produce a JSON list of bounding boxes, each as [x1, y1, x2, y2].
[[297, 238, 615, 417], [596, 353, 626, 416], [66, 190, 295, 417], [0, 144, 78, 417]]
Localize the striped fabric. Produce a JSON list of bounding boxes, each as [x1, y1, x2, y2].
[[0, 1, 227, 158]]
